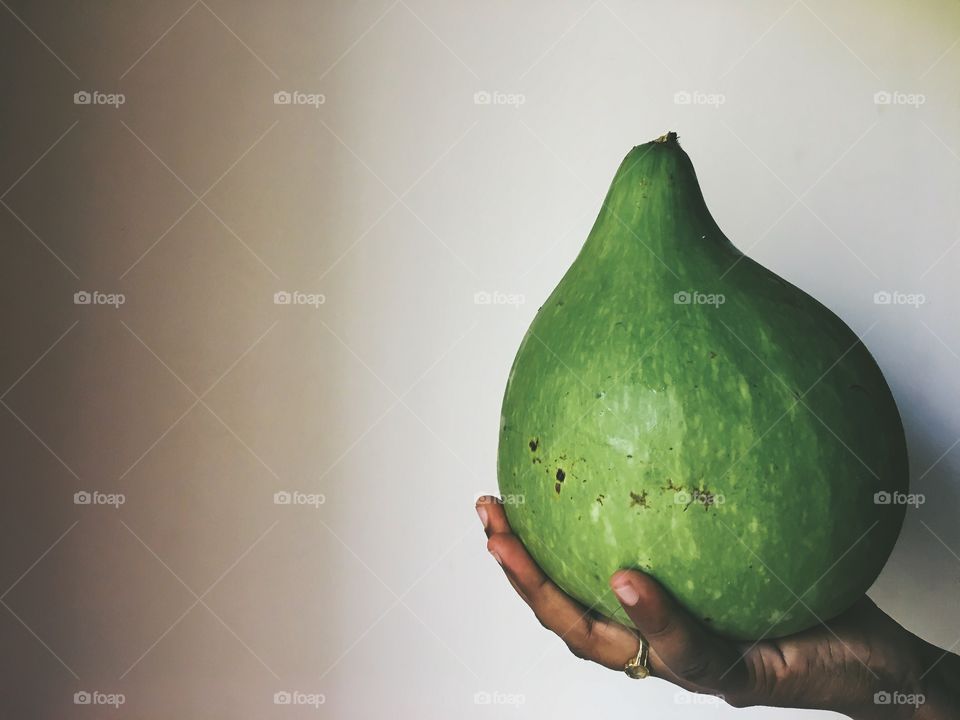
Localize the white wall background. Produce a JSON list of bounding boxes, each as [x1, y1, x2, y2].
[[1, 1, 958, 718]]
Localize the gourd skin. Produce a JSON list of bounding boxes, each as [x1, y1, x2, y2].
[[497, 136, 908, 640]]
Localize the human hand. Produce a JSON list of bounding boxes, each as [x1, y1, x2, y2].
[[477, 495, 959, 719]]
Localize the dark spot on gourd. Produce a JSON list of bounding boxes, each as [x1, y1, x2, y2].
[[629, 490, 649, 509], [555, 482, 562, 494], [709, 351, 717, 359], [681, 483, 721, 512], [556, 468, 566, 482], [596, 494, 605, 505], [595, 391, 605, 399], [626, 454, 633, 459], [529, 438, 539, 452]]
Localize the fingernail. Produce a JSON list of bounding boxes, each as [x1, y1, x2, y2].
[[612, 580, 640, 607], [489, 550, 503, 565], [476, 504, 489, 529]]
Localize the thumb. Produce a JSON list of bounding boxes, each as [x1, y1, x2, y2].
[[610, 570, 751, 697]]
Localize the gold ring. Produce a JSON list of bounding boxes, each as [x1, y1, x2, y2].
[[624, 635, 650, 679]]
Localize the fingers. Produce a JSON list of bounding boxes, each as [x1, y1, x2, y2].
[[477, 496, 588, 633], [475, 494, 512, 537], [475, 496, 639, 670], [610, 570, 751, 696]]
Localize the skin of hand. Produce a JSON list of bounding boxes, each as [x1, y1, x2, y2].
[[476, 496, 960, 719]]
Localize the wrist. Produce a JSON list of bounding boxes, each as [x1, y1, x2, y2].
[[910, 645, 960, 720], [845, 636, 960, 720]]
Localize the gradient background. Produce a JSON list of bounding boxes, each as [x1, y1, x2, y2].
[[1, 1, 958, 718]]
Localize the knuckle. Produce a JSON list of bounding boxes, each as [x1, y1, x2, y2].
[[532, 611, 552, 631], [563, 637, 592, 660], [644, 614, 678, 641]]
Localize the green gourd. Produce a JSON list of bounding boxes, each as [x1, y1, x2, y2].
[[497, 132, 908, 640]]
